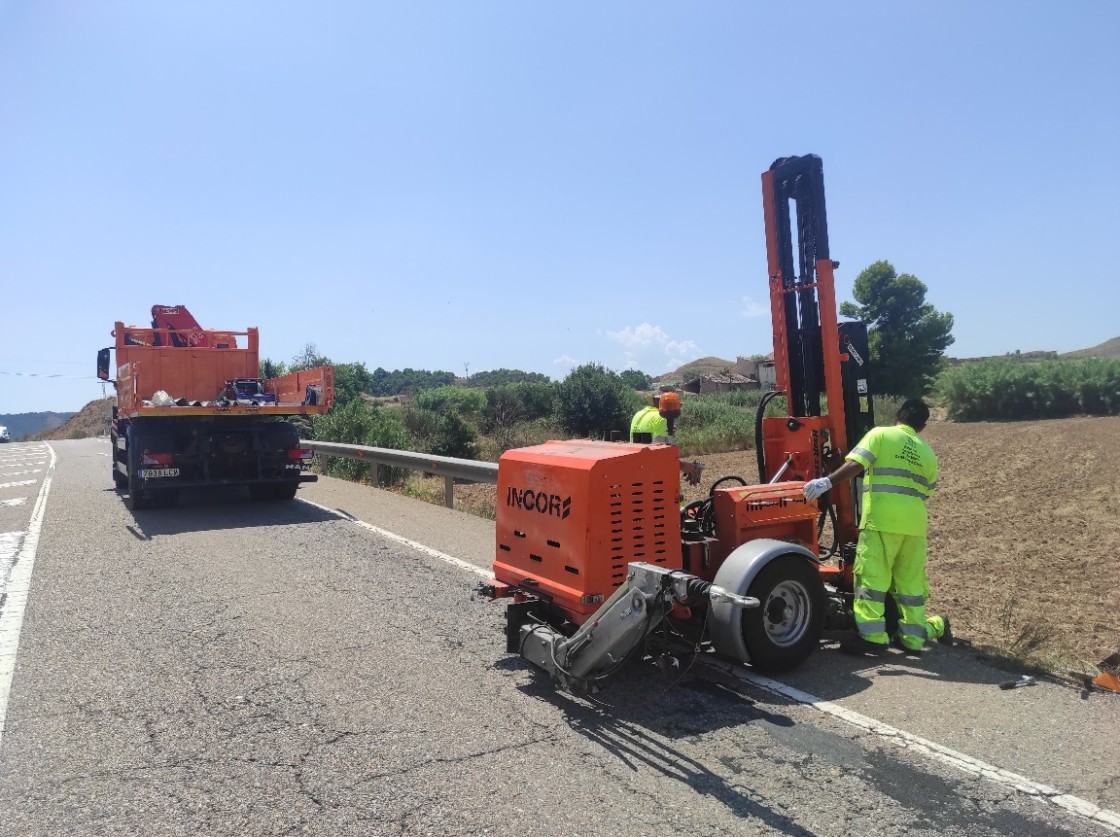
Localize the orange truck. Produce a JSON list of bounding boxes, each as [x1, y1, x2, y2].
[[97, 305, 334, 510]]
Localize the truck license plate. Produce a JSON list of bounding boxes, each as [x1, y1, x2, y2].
[[140, 468, 180, 479]]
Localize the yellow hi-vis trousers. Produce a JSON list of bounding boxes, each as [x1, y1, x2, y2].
[[852, 530, 947, 650]]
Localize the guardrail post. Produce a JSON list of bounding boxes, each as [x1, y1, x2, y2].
[[444, 476, 454, 508]]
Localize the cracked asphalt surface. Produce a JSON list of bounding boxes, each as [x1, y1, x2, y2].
[[0, 439, 1117, 836]]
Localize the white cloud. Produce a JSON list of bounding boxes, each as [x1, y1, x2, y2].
[[605, 323, 701, 373], [552, 354, 579, 373], [606, 323, 700, 358], [741, 296, 768, 318]]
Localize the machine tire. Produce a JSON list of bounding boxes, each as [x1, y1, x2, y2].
[[739, 554, 825, 672]]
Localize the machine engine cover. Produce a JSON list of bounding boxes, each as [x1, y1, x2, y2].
[[494, 440, 681, 622]]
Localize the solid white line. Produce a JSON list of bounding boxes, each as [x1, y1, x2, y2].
[[0, 445, 55, 751], [722, 666, 1120, 833], [298, 498, 490, 579], [300, 494, 1120, 833]]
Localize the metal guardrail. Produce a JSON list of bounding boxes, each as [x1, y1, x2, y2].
[[302, 439, 498, 508]]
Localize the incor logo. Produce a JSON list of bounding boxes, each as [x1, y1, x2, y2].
[[506, 486, 572, 519]]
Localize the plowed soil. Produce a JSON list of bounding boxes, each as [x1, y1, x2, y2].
[[454, 416, 1120, 676]]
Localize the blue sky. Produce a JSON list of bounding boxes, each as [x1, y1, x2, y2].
[[2, 1, 1118, 414]]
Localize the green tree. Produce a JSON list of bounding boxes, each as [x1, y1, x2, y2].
[[839, 260, 955, 397], [290, 343, 331, 371], [260, 358, 287, 379], [467, 368, 552, 387], [619, 369, 653, 390], [554, 363, 633, 438], [331, 361, 374, 408]]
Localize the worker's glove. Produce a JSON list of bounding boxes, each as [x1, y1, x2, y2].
[[802, 477, 832, 501], [681, 460, 703, 486]]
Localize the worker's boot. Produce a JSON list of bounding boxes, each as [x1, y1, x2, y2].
[[839, 634, 888, 657], [891, 634, 923, 656], [934, 616, 954, 646]]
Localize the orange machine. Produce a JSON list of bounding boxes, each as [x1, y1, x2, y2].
[[98, 306, 334, 510], [482, 155, 874, 694]]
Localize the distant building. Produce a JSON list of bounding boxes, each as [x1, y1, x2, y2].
[[681, 371, 759, 395], [733, 355, 776, 391]]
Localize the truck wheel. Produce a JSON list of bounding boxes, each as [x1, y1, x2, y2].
[[125, 434, 154, 511], [111, 430, 128, 488], [250, 483, 299, 501], [739, 554, 825, 672], [272, 483, 298, 501]]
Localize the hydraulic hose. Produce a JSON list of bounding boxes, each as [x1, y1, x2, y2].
[[755, 389, 785, 483]]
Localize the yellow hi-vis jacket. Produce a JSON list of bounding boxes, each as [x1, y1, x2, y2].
[[845, 424, 938, 537], [630, 406, 668, 441]]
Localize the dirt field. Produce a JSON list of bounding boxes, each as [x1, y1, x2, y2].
[[452, 416, 1120, 678]]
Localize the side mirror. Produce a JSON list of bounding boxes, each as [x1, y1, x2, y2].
[[96, 348, 111, 381]]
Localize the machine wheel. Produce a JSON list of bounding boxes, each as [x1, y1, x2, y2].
[[739, 554, 825, 672]]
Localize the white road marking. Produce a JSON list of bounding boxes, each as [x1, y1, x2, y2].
[[0, 444, 55, 750], [303, 495, 1120, 834], [721, 664, 1120, 832], [0, 481, 35, 490], [0, 499, 28, 508], [0, 532, 23, 589], [298, 498, 489, 578], [0, 470, 43, 478]]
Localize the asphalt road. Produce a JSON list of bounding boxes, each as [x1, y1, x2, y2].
[[0, 438, 1117, 836]]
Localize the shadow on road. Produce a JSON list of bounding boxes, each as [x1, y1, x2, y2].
[[110, 485, 342, 536]]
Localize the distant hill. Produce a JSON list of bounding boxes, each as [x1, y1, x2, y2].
[[1061, 336, 1120, 359], [0, 411, 76, 442], [948, 335, 1120, 366], [34, 398, 113, 440], [655, 356, 737, 384]]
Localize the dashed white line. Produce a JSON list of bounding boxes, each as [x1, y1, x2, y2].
[[0, 499, 28, 508], [0, 481, 35, 490]]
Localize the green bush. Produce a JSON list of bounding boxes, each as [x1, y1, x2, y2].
[[414, 386, 486, 419], [312, 400, 413, 485], [937, 358, 1120, 421], [431, 409, 477, 459]]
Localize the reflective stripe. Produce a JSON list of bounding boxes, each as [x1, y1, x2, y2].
[[898, 622, 929, 639], [875, 467, 935, 489], [869, 483, 930, 501], [855, 587, 887, 603], [850, 446, 876, 464], [857, 621, 886, 636], [894, 593, 925, 607]]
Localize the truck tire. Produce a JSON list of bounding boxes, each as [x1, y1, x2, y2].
[[250, 482, 299, 502], [111, 428, 128, 488], [125, 429, 155, 511]]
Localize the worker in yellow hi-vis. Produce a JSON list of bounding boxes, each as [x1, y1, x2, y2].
[[630, 386, 702, 486], [803, 399, 952, 656]]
